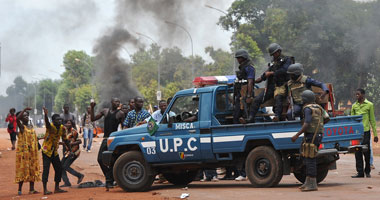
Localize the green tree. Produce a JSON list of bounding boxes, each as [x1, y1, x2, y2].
[[5, 76, 28, 111], [74, 84, 96, 113], [202, 47, 234, 76], [36, 79, 60, 115], [220, 0, 380, 117], [55, 50, 94, 113]]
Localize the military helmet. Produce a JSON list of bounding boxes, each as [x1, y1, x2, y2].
[[287, 63, 304, 75], [301, 90, 316, 104], [268, 43, 282, 55], [235, 49, 249, 59]]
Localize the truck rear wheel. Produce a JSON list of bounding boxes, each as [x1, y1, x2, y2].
[[293, 166, 329, 184], [246, 146, 283, 187], [163, 170, 198, 186], [113, 151, 155, 192]]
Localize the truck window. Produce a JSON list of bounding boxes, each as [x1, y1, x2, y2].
[[214, 90, 234, 125], [162, 95, 199, 123], [216, 91, 234, 112]]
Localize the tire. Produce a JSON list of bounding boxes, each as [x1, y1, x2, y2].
[[163, 170, 198, 186], [293, 166, 329, 184], [113, 151, 155, 192], [245, 146, 283, 187]]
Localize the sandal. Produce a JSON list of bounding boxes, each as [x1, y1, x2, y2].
[[29, 190, 40, 194], [44, 191, 52, 195], [54, 188, 67, 193]]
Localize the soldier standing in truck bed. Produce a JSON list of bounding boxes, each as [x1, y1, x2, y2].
[[233, 49, 255, 124], [252, 43, 293, 122]]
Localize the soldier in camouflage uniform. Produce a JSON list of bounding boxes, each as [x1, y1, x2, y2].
[[291, 90, 330, 192]]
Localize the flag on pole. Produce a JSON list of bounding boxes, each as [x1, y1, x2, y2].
[[147, 117, 159, 136]]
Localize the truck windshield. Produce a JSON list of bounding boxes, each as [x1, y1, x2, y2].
[[163, 95, 200, 123]]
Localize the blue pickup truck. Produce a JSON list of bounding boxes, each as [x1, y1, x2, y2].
[[103, 76, 365, 192]]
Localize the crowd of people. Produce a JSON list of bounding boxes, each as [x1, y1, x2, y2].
[[2, 43, 378, 195]]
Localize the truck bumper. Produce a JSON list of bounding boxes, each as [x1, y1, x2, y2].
[[347, 145, 368, 153], [102, 151, 114, 167]]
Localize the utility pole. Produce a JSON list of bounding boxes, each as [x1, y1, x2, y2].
[[0, 42, 2, 77], [205, 4, 237, 74], [164, 21, 194, 78]]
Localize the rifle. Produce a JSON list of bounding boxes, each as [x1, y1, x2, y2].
[[288, 89, 294, 119], [240, 85, 249, 118], [262, 62, 275, 102]]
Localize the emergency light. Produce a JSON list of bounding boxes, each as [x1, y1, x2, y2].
[[193, 75, 236, 87]]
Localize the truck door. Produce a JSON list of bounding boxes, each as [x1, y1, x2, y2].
[[155, 95, 201, 162]]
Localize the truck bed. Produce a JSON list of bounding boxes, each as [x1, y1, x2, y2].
[[210, 115, 363, 153]]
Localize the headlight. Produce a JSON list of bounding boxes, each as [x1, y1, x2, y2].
[[107, 137, 115, 147]]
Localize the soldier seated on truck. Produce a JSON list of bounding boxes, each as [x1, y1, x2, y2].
[[286, 63, 329, 120]]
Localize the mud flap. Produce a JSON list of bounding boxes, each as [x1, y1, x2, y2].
[[102, 150, 113, 167]]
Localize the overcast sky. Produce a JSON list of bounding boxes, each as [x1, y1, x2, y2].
[[0, 0, 233, 95]]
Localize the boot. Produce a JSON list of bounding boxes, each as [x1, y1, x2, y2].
[[298, 176, 309, 189], [301, 177, 318, 192]]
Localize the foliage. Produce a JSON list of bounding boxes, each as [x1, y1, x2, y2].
[[55, 50, 94, 113], [36, 79, 60, 114], [219, 0, 380, 117], [74, 84, 96, 113]]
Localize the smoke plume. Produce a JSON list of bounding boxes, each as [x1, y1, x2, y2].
[[93, 28, 143, 107], [93, 0, 225, 106]]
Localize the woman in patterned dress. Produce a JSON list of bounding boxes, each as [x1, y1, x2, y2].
[[15, 107, 41, 195]]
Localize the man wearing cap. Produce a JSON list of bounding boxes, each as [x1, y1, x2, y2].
[[286, 63, 329, 120], [233, 49, 255, 124], [251, 43, 293, 122]]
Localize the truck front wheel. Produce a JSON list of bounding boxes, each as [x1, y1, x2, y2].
[[246, 146, 283, 187], [113, 151, 155, 192], [163, 170, 198, 186]]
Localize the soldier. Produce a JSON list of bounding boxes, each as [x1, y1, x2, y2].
[[251, 43, 293, 122], [291, 90, 330, 192], [286, 63, 329, 120], [233, 49, 255, 124]]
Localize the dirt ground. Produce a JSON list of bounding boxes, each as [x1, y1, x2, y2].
[[0, 128, 169, 200], [1, 127, 380, 200]]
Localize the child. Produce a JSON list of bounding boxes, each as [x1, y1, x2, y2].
[[61, 119, 84, 187]]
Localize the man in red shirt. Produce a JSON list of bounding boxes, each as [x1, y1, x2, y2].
[[5, 108, 17, 150]]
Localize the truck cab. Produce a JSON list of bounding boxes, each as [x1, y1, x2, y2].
[[104, 75, 365, 192]]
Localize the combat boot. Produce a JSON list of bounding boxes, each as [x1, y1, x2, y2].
[[301, 177, 318, 192], [298, 176, 310, 189]]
